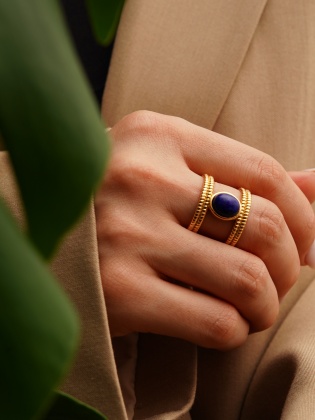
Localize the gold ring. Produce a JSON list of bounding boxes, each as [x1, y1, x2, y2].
[[188, 174, 214, 233], [226, 188, 251, 246]]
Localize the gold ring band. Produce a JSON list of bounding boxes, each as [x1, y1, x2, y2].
[[226, 188, 251, 246], [188, 174, 214, 233], [188, 175, 251, 244]]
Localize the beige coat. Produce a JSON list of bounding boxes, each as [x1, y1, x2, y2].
[[1, 0, 315, 418]]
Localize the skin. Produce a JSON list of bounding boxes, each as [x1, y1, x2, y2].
[[95, 111, 315, 350]]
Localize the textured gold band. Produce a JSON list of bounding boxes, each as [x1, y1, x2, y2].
[[188, 174, 214, 233], [226, 188, 251, 246]]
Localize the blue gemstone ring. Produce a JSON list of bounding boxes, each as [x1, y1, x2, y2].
[[209, 192, 241, 221]]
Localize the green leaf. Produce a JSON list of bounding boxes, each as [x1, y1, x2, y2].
[[0, 0, 110, 258], [44, 392, 107, 420], [85, 0, 125, 45], [0, 200, 79, 420]]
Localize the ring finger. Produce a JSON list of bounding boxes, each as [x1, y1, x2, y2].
[[170, 172, 300, 298]]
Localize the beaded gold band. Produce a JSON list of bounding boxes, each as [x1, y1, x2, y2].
[[188, 175, 251, 244], [188, 174, 214, 233], [226, 188, 251, 246]]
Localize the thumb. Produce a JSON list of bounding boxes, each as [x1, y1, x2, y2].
[[289, 170, 315, 203]]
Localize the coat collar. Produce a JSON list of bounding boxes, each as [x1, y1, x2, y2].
[[103, 0, 268, 129]]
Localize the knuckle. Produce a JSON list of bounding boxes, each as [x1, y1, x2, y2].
[[118, 110, 161, 138], [115, 111, 183, 152], [201, 306, 247, 350], [106, 158, 133, 191], [255, 155, 287, 196], [257, 203, 286, 244], [235, 257, 268, 301], [100, 214, 132, 244], [212, 309, 239, 347], [108, 154, 155, 191], [232, 257, 280, 332]]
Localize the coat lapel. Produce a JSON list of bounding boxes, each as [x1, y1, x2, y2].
[[102, 0, 268, 130], [102, 1, 268, 418]]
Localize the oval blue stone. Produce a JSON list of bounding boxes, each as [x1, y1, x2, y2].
[[212, 193, 240, 219]]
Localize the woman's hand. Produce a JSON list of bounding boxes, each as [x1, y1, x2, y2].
[[95, 111, 315, 350]]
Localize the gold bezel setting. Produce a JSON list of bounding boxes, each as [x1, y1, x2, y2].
[[209, 192, 241, 221]]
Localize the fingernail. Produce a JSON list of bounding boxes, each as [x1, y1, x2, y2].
[[303, 168, 315, 173], [306, 240, 315, 269]]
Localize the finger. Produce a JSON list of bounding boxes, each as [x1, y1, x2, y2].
[[289, 171, 315, 203], [146, 221, 279, 332], [165, 116, 315, 264], [105, 262, 249, 350], [171, 174, 300, 297]]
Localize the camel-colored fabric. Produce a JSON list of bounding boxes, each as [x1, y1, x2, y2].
[[102, 0, 315, 418], [1, 0, 315, 419]]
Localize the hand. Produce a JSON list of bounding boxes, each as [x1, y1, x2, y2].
[[95, 111, 315, 350]]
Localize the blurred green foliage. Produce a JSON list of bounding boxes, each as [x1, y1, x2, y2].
[[0, 0, 123, 418]]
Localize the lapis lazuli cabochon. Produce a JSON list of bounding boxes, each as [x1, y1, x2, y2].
[[211, 193, 240, 219]]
